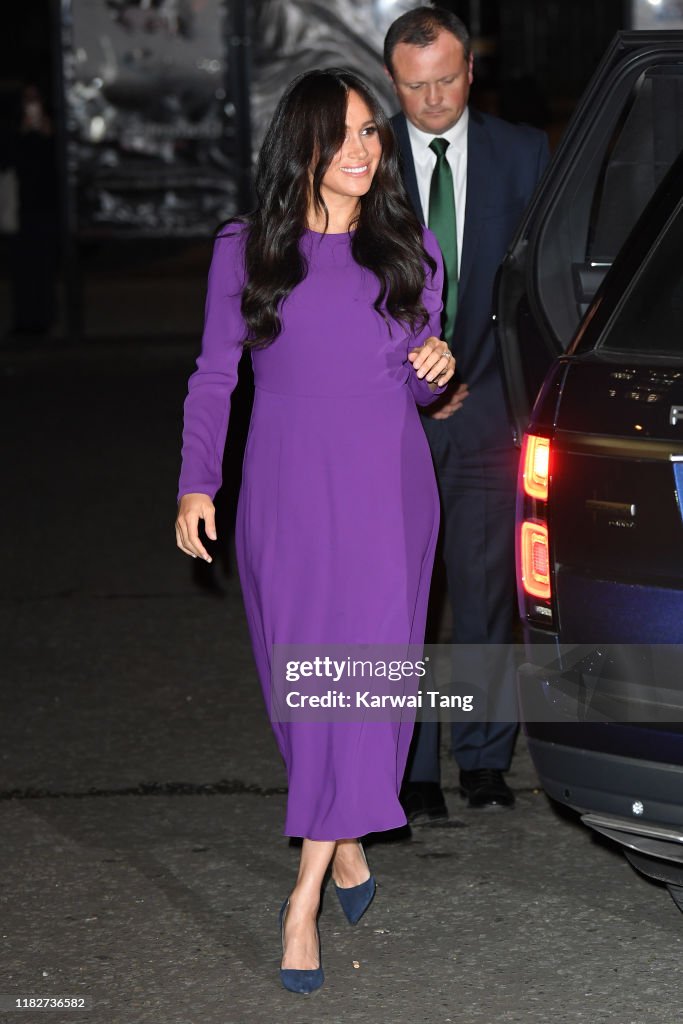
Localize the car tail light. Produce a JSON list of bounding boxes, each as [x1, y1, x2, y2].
[[520, 521, 551, 599], [517, 432, 554, 625], [521, 434, 550, 500]]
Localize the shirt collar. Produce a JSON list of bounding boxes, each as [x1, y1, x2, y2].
[[406, 107, 469, 156]]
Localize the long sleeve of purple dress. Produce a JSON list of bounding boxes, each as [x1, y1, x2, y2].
[[177, 230, 246, 501], [178, 224, 447, 840]]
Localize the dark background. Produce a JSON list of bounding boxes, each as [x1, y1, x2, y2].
[[0, 1, 632, 131], [0, 0, 635, 344]]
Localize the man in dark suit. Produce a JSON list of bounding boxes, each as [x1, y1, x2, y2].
[[384, 7, 549, 815]]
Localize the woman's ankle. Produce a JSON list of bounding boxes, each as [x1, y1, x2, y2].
[[331, 842, 370, 887], [287, 885, 321, 917]]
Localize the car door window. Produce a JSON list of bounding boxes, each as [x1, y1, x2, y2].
[[588, 68, 683, 267], [598, 195, 683, 357], [496, 35, 683, 446], [536, 64, 683, 350]]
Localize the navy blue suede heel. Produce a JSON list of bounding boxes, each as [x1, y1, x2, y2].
[[334, 874, 376, 924], [279, 899, 324, 994], [333, 844, 376, 925]]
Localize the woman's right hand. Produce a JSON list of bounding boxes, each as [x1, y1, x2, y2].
[[175, 493, 216, 562]]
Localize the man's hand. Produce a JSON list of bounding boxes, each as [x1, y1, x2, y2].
[[424, 381, 470, 419], [176, 493, 217, 562], [408, 336, 456, 391]]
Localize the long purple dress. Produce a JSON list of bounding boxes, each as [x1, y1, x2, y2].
[[178, 225, 445, 840]]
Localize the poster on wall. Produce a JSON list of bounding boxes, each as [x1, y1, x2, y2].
[[60, 0, 243, 235], [251, 0, 416, 151], [633, 0, 683, 29]]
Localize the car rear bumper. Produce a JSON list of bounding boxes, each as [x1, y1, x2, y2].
[[527, 735, 683, 831]]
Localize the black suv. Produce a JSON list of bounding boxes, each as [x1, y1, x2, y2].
[[496, 32, 683, 913]]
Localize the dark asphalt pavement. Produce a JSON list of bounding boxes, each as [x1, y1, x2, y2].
[[1, 278, 682, 1024]]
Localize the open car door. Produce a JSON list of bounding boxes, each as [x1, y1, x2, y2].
[[495, 30, 683, 445]]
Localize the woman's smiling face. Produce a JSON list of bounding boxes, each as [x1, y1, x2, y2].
[[318, 89, 382, 209]]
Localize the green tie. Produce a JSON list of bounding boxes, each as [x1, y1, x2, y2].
[[428, 137, 458, 340]]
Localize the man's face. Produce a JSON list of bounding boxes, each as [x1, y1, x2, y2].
[[389, 30, 473, 135]]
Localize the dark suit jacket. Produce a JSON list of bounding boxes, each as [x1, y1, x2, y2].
[[392, 108, 549, 451]]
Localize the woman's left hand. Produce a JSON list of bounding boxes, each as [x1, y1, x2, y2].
[[408, 336, 456, 392]]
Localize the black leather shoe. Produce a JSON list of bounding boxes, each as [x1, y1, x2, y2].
[[459, 769, 515, 809], [400, 781, 448, 823]]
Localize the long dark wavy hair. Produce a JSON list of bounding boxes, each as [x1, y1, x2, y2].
[[236, 67, 436, 349]]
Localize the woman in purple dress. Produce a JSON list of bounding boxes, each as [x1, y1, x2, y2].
[[175, 69, 454, 994]]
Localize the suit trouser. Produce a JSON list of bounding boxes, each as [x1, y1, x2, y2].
[[407, 428, 519, 778]]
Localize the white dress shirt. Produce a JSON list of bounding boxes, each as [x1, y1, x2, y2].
[[406, 108, 468, 276]]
